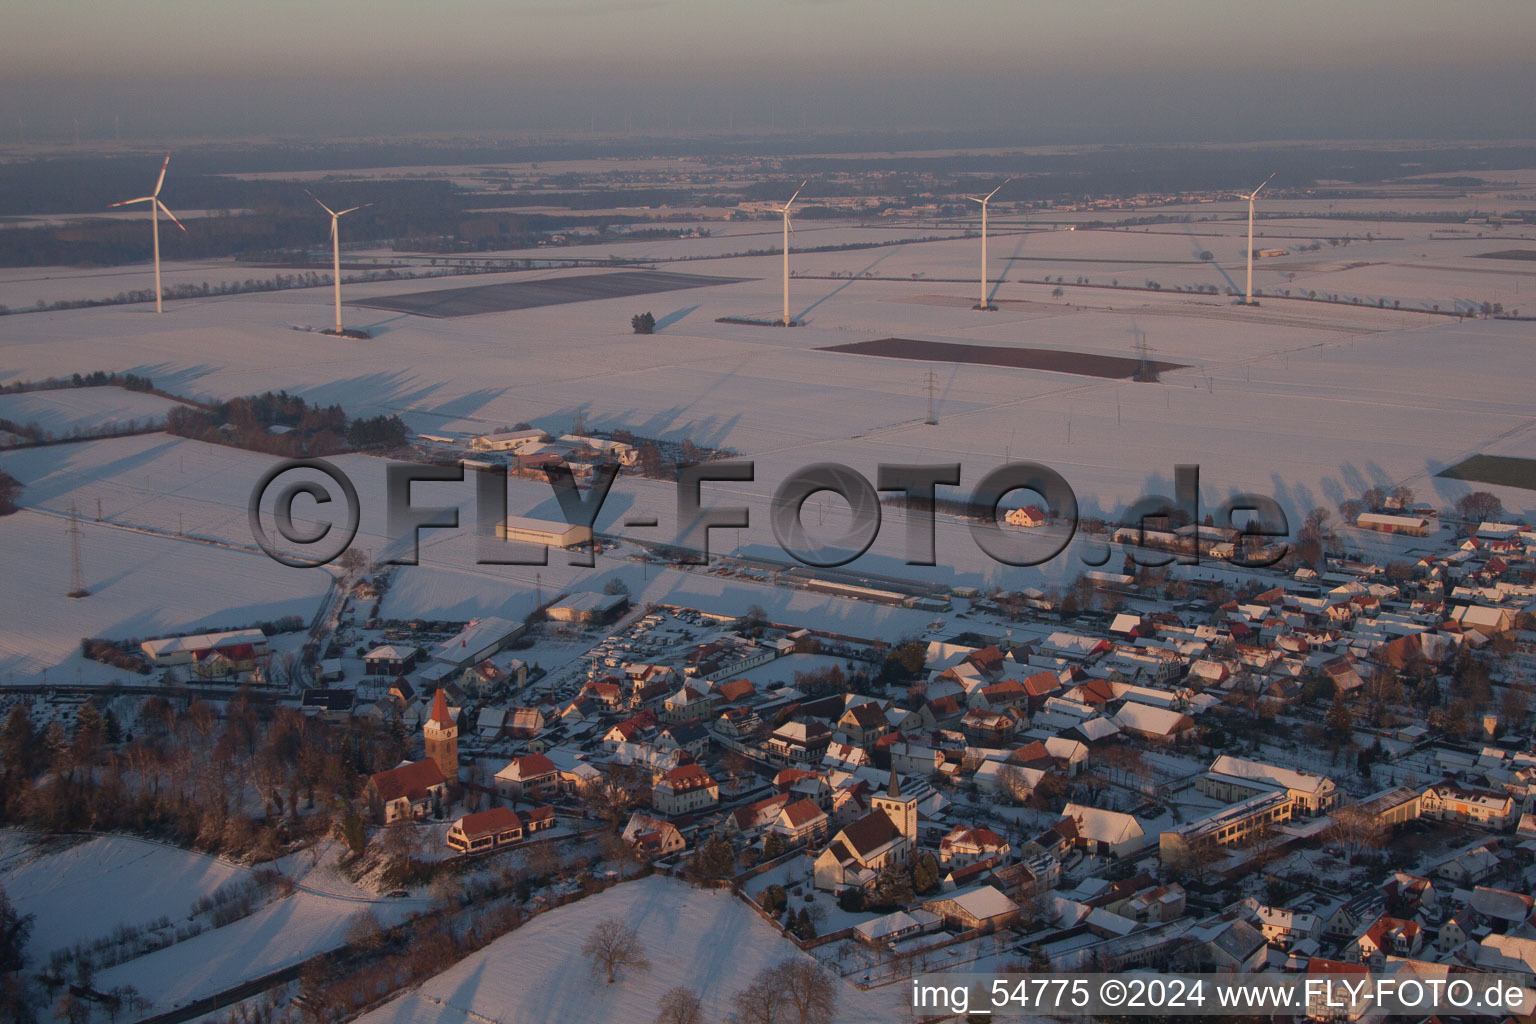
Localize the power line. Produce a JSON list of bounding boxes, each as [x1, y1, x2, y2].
[[67, 503, 89, 598]]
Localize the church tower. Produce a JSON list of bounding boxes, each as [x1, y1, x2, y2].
[[870, 768, 918, 843], [423, 689, 459, 781]]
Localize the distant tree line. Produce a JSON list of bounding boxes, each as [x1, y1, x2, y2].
[[166, 390, 407, 457], [0, 370, 156, 395]]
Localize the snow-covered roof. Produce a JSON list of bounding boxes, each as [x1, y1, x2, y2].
[[1208, 755, 1334, 798], [932, 885, 1018, 922]]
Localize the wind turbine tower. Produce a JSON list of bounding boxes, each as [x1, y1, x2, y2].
[[779, 180, 807, 326], [1238, 173, 1275, 306], [307, 192, 372, 336], [109, 153, 187, 313], [966, 178, 1012, 310]]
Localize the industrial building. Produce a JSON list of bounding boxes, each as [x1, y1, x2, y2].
[[494, 514, 592, 548]]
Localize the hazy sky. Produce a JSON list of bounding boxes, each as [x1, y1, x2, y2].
[[4, 0, 1534, 142]]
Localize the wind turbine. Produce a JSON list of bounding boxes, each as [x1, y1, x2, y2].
[[966, 178, 1012, 310], [779, 180, 807, 326], [1236, 172, 1275, 306], [109, 153, 186, 313], [307, 191, 372, 335]]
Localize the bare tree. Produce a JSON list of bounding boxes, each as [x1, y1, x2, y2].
[[730, 973, 787, 1024], [524, 838, 563, 881], [581, 763, 650, 829], [655, 986, 704, 1024], [775, 959, 839, 1024], [583, 917, 650, 984], [994, 764, 1032, 804], [1329, 805, 1386, 857]]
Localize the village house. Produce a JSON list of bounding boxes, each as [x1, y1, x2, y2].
[[767, 798, 830, 848], [662, 684, 712, 723], [1055, 803, 1146, 859], [726, 792, 791, 837], [766, 719, 832, 765], [939, 826, 1011, 869], [1350, 915, 1423, 965], [836, 702, 891, 747], [623, 813, 686, 858], [1421, 780, 1515, 829], [1113, 702, 1195, 744], [494, 752, 564, 801], [446, 806, 524, 853], [651, 763, 719, 816]]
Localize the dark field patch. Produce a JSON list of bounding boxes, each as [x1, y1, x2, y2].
[[354, 270, 749, 318], [817, 337, 1186, 379], [1436, 454, 1536, 491], [1472, 250, 1536, 261]]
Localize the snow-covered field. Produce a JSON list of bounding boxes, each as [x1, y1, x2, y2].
[[0, 503, 332, 682], [2, 204, 1533, 684], [0, 831, 429, 1014], [355, 875, 912, 1024], [0, 832, 242, 961], [93, 887, 418, 1013], [0, 387, 186, 435]]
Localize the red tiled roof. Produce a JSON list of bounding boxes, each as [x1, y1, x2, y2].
[[716, 679, 755, 702], [780, 799, 826, 828], [371, 759, 446, 804], [1021, 671, 1061, 697], [456, 806, 521, 838], [662, 763, 716, 790], [509, 752, 558, 779]]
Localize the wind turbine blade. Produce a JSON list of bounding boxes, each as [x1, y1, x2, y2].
[[153, 152, 171, 197], [985, 178, 1012, 201], [335, 204, 369, 217], [1252, 172, 1276, 197], [329, 221, 337, 242], [109, 197, 154, 208], [964, 195, 984, 204], [786, 180, 807, 208], [306, 190, 337, 217], [157, 200, 188, 233]]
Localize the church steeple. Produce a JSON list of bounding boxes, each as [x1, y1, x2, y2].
[[873, 768, 916, 843], [423, 689, 458, 781], [429, 688, 452, 726]]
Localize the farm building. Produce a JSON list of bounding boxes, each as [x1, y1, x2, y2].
[[546, 591, 629, 624], [470, 428, 546, 451], [141, 628, 271, 667], [362, 644, 418, 676], [1356, 513, 1430, 537], [494, 514, 593, 548], [429, 617, 527, 672]]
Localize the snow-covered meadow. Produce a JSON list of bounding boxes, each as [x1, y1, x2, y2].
[[354, 875, 914, 1024]]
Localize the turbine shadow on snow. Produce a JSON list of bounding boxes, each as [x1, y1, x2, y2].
[[794, 247, 898, 323]]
